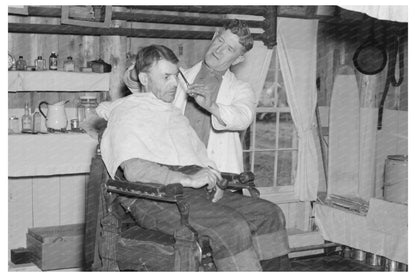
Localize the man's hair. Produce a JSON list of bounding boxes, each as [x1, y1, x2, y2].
[[135, 45, 179, 89], [224, 19, 253, 52]]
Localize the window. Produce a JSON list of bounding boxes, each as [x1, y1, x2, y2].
[[242, 48, 298, 199]]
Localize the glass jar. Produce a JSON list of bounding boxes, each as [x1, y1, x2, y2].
[[49, 52, 58, 70], [16, 56, 27, 71], [9, 116, 20, 133], [77, 96, 98, 122], [64, 56, 75, 72], [35, 56, 46, 71]]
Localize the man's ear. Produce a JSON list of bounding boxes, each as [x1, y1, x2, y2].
[[129, 67, 138, 81], [231, 55, 245, 66], [138, 72, 148, 88], [212, 30, 220, 41]]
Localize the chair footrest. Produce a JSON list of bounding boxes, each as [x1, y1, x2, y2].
[[118, 226, 175, 271], [121, 226, 175, 246]]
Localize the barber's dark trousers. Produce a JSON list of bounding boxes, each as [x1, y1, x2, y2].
[[120, 188, 290, 271]]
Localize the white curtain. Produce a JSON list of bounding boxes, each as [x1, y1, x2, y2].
[[276, 18, 320, 201], [340, 5, 408, 22], [232, 41, 273, 101]]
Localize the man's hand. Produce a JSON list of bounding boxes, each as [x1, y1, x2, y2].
[[205, 167, 225, 203], [211, 186, 224, 203], [186, 84, 226, 126], [182, 167, 222, 190]]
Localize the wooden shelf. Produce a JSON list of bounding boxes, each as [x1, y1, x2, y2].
[[8, 71, 110, 92], [8, 133, 97, 177]]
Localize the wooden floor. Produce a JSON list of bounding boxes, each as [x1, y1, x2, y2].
[[10, 252, 407, 272]]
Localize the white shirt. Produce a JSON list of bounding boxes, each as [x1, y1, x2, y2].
[[175, 62, 257, 173]]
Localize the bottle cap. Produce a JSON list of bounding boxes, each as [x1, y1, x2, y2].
[[19, 56, 23, 58], [38, 56, 42, 59]]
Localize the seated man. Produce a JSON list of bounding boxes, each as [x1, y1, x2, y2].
[[99, 45, 289, 271]]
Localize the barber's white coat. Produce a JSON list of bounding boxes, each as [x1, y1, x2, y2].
[[174, 62, 257, 174]]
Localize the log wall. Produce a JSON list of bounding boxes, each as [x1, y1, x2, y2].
[[316, 21, 408, 110]]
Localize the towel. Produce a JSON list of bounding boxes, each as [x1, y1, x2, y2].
[[366, 198, 407, 235], [99, 93, 216, 178]]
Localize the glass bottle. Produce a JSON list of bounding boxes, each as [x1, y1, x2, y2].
[[9, 116, 20, 133], [21, 102, 32, 133], [49, 52, 58, 70], [32, 109, 42, 133], [8, 53, 15, 70], [35, 56, 46, 71], [63, 56, 75, 72], [16, 56, 27, 71], [77, 96, 98, 122]]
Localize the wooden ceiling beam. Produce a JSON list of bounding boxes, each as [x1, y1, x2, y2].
[[8, 22, 266, 41], [128, 5, 268, 16]]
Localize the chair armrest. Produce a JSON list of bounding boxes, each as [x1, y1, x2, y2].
[[221, 171, 255, 184], [105, 179, 198, 245], [219, 171, 260, 198], [219, 171, 256, 189], [106, 179, 183, 203]]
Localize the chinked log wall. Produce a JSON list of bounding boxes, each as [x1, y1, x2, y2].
[[8, 5, 277, 104], [9, 6, 407, 110], [7, 6, 408, 258], [8, 6, 306, 259]]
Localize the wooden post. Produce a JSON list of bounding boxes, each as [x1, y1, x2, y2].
[[81, 36, 100, 67], [358, 70, 384, 108], [100, 6, 127, 100], [356, 54, 385, 200]]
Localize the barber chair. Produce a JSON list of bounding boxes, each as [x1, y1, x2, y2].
[[83, 128, 260, 271]]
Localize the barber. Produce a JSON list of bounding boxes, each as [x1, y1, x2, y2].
[[123, 20, 290, 271], [124, 19, 256, 175]]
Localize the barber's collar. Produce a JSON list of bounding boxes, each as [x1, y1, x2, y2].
[[133, 92, 174, 107], [201, 61, 227, 79]]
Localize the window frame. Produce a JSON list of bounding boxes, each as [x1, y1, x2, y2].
[[242, 49, 299, 203]]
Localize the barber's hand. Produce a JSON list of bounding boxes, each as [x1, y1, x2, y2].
[[186, 84, 226, 126], [183, 167, 222, 189], [186, 84, 215, 112]]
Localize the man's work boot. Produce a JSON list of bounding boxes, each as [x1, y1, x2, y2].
[[260, 254, 291, 271]]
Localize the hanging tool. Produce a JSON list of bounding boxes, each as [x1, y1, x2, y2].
[[315, 105, 328, 191], [377, 24, 405, 130]]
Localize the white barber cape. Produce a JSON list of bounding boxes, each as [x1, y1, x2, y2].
[[99, 93, 216, 179], [174, 62, 257, 174]]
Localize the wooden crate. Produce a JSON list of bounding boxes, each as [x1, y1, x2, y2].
[[26, 224, 84, 271]]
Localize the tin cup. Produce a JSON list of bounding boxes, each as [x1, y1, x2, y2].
[[400, 263, 408, 271], [366, 253, 381, 266], [70, 119, 79, 131], [9, 116, 20, 133], [385, 259, 400, 271], [342, 246, 352, 258], [352, 249, 366, 261]]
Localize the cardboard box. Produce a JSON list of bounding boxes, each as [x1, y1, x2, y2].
[[26, 224, 84, 271]]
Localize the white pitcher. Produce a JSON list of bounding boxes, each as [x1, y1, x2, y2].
[[38, 100, 68, 131]]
